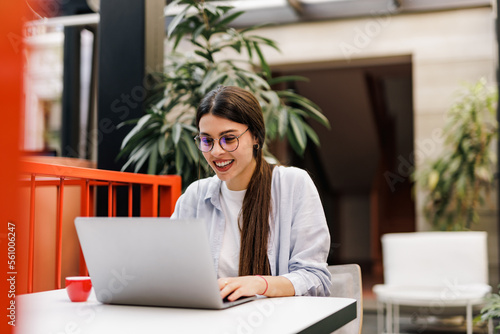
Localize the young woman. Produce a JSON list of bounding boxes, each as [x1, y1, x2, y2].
[[171, 86, 331, 301]]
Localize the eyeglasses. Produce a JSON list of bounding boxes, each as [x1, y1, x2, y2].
[[194, 128, 250, 153]]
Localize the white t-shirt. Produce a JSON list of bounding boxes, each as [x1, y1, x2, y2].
[[217, 181, 245, 278]]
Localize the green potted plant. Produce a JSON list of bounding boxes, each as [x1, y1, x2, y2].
[[475, 285, 500, 332], [414, 78, 498, 231], [117, 0, 330, 188]]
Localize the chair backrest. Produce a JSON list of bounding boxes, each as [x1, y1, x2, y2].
[[328, 264, 363, 334], [381, 231, 488, 287]]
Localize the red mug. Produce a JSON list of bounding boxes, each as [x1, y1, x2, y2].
[[65, 276, 92, 302]]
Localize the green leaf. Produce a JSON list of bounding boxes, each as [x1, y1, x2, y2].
[[244, 40, 253, 60], [121, 137, 155, 172], [288, 107, 308, 118], [235, 72, 253, 89], [182, 123, 198, 133], [289, 113, 307, 152], [287, 128, 304, 156], [164, 134, 174, 155], [164, 0, 182, 14], [200, 71, 228, 94], [167, 4, 189, 38], [182, 130, 199, 164], [203, 2, 220, 16], [172, 122, 182, 145], [239, 22, 275, 34], [260, 90, 280, 107], [175, 145, 184, 174], [147, 141, 159, 174], [243, 71, 270, 90], [279, 90, 330, 128], [229, 40, 242, 53], [216, 11, 244, 28], [194, 50, 213, 62], [303, 122, 320, 146], [253, 42, 270, 79], [277, 106, 288, 138], [134, 146, 151, 173], [121, 114, 152, 149], [172, 33, 184, 51], [158, 135, 167, 156], [192, 23, 206, 42], [249, 35, 280, 52]]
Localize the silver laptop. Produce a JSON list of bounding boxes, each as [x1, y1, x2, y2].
[[74, 217, 257, 309]]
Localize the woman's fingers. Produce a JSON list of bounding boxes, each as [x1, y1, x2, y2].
[[218, 277, 230, 290], [218, 276, 263, 301], [218, 277, 237, 300]]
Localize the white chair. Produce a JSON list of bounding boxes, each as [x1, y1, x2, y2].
[[373, 231, 492, 334], [328, 264, 363, 334]]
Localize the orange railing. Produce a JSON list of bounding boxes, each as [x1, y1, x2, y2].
[[19, 159, 182, 293]]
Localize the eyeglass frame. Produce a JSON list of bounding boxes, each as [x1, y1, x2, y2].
[[194, 128, 250, 153]]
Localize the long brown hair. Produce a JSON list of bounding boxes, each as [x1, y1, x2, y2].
[[196, 86, 273, 276]]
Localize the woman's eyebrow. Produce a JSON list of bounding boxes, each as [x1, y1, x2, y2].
[[200, 129, 239, 136]]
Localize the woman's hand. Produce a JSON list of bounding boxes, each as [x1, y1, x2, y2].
[[218, 275, 295, 301], [218, 276, 266, 302]]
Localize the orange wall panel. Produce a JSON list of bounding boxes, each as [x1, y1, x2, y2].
[[0, 2, 25, 333]]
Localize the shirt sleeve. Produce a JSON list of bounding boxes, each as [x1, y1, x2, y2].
[[278, 168, 332, 296], [170, 193, 185, 219], [170, 181, 199, 219]]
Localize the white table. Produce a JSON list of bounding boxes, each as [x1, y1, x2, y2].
[[16, 289, 356, 334]]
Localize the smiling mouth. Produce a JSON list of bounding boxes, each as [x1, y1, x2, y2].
[[214, 160, 234, 171]]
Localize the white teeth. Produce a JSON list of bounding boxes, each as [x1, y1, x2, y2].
[[215, 160, 232, 167]]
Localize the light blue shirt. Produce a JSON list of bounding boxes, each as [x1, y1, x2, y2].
[[171, 165, 332, 296]]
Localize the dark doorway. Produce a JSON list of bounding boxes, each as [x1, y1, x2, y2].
[[273, 55, 415, 283]]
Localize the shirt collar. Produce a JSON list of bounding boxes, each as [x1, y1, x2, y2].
[[205, 175, 223, 210]]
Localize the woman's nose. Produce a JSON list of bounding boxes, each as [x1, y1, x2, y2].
[[210, 140, 225, 156]]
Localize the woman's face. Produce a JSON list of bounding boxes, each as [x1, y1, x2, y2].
[[198, 114, 257, 191]]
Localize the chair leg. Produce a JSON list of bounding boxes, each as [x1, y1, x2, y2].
[[377, 300, 384, 334], [466, 304, 472, 334], [394, 304, 400, 334], [386, 302, 393, 334]]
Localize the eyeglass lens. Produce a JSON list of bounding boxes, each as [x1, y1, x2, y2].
[[196, 135, 239, 152]]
